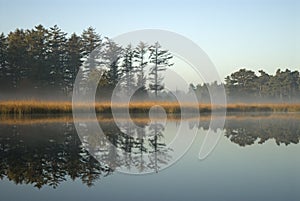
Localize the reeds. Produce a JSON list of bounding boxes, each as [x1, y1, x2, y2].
[[0, 100, 300, 115], [225, 103, 300, 113]]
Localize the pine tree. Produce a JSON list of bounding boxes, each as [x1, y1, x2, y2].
[[148, 42, 173, 97], [7, 29, 28, 89], [225, 68, 257, 100], [121, 44, 135, 94], [65, 33, 83, 94], [81, 27, 101, 57], [133, 41, 148, 98], [80, 27, 102, 90], [26, 25, 49, 89], [104, 39, 123, 89], [47, 25, 67, 91], [257, 70, 270, 98], [0, 33, 8, 91], [288, 70, 299, 100], [81, 27, 102, 72]]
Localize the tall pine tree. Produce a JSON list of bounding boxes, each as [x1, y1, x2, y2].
[[47, 25, 67, 91], [7, 29, 28, 89], [148, 42, 173, 97], [0, 33, 8, 91], [80, 27, 102, 89], [104, 39, 123, 91], [65, 33, 83, 95], [26, 25, 49, 89], [121, 44, 135, 94], [133, 41, 148, 98]]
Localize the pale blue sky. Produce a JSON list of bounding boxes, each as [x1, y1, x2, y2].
[[0, 0, 299, 80]]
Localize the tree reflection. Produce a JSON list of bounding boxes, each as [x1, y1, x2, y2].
[[1, 114, 299, 188], [225, 117, 300, 146], [0, 122, 111, 189], [189, 115, 300, 147], [93, 119, 172, 174], [0, 117, 172, 188], [148, 122, 170, 173]]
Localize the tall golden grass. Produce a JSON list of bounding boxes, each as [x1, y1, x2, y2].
[[225, 103, 300, 112], [0, 100, 300, 115]]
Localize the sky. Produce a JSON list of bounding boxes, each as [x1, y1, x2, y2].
[[0, 0, 299, 82]]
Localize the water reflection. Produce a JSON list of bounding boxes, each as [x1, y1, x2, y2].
[[225, 116, 300, 146], [80, 119, 172, 174], [189, 114, 300, 146], [0, 121, 111, 188], [0, 113, 300, 188]]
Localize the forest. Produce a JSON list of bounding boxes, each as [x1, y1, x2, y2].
[[0, 25, 299, 103]]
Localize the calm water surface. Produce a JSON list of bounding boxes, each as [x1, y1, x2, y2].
[[0, 113, 299, 201]]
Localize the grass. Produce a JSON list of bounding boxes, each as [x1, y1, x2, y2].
[[225, 103, 300, 113], [0, 100, 300, 116]]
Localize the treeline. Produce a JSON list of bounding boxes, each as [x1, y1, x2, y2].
[[0, 25, 173, 100], [0, 25, 299, 102], [189, 68, 300, 103], [0, 25, 88, 96]]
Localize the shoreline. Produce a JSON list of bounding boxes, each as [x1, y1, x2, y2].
[[1, 101, 300, 115], [1, 112, 300, 125]]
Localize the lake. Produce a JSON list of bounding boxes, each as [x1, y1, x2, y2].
[[0, 113, 299, 201]]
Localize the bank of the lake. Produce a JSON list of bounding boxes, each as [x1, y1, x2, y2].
[[1, 101, 300, 115]]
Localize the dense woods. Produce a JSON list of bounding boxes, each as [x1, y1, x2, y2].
[[188, 68, 300, 102], [0, 25, 173, 100], [0, 25, 299, 102]]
